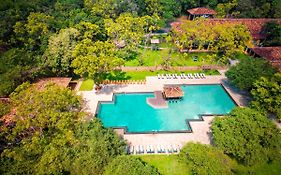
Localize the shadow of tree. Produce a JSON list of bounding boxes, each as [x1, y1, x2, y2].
[[107, 70, 132, 80]]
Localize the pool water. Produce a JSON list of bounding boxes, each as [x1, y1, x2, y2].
[[97, 85, 236, 133]]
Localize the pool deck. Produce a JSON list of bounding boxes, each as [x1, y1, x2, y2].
[[78, 73, 250, 148]]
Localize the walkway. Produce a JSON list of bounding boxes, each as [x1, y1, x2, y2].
[[78, 73, 249, 147], [147, 91, 168, 109]]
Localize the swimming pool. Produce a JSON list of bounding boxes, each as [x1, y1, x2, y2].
[[97, 84, 236, 133]]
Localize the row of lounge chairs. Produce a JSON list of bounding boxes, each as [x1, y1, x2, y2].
[[157, 73, 206, 79], [102, 80, 146, 84], [126, 144, 182, 154]]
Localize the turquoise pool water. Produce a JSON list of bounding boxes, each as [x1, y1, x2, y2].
[[97, 85, 236, 132]]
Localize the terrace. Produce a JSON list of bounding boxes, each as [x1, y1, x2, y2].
[[78, 71, 249, 150]]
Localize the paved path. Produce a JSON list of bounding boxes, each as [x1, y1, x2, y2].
[[78, 74, 249, 148]]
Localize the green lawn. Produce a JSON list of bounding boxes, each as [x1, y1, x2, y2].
[[236, 161, 281, 175], [125, 49, 212, 67], [79, 79, 94, 91], [136, 155, 191, 175], [125, 49, 251, 67]]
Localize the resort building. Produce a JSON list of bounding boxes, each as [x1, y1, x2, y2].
[[187, 7, 217, 20], [248, 47, 281, 71], [171, 17, 281, 44]]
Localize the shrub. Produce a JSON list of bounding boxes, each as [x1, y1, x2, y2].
[[212, 107, 281, 166], [178, 142, 235, 175]]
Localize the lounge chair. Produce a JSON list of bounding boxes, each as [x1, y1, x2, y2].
[[160, 145, 166, 153], [182, 73, 187, 79], [188, 73, 193, 79], [135, 146, 139, 154], [150, 145, 155, 153], [157, 145, 162, 153], [161, 74, 165, 79], [157, 74, 161, 79], [172, 144, 178, 153], [200, 73, 206, 78], [129, 146, 134, 154], [167, 145, 173, 153], [139, 145, 144, 154], [146, 145, 151, 153]]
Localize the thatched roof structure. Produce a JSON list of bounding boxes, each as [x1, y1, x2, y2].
[[35, 77, 72, 90], [163, 86, 184, 99], [187, 7, 217, 15]]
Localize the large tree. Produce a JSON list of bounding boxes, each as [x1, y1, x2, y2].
[[179, 142, 235, 175], [212, 107, 281, 166], [104, 13, 157, 50], [0, 83, 125, 174], [72, 39, 124, 85], [43, 28, 80, 76], [225, 57, 277, 90], [251, 73, 281, 119]]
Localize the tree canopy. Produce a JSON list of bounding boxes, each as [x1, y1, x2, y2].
[[72, 39, 124, 84], [212, 107, 281, 166], [179, 142, 235, 175], [0, 83, 125, 174], [225, 57, 277, 90], [172, 19, 252, 63], [251, 73, 281, 119]]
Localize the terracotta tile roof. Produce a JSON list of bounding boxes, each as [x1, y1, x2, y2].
[[171, 18, 281, 40], [163, 86, 184, 99], [35, 77, 72, 90], [208, 18, 281, 39], [250, 47, 281, 71], [187, 7, 217, 15]]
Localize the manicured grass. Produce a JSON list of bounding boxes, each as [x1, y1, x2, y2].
[[79, 79, 94, 91], [125, 49, 212, 67], [136, 155, 191, 175]]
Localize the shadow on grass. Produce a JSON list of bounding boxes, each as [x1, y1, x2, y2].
[[107, 70, 132, 80]]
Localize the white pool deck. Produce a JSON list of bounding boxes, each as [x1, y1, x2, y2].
[[78, 73, 249, 149]]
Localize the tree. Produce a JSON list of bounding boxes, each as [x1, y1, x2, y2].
[[104, 13, 157, 50], [104, 155, 159, 175], [251, 73, 281, 119], [179, 142, 235, 175], [172, 19, 252, 64], [263, 21, 281, 46], [14, 12, 54, 50], [72, 39, 124, 85], [43, 28, 80, 76], [225, 57, 277, 90], [212, 107, 281, 166], [0, 83, 125, 174]]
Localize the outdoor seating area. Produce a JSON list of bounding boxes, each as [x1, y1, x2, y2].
[[126, 144, 183, 155], [157, 73, 206, 80], [102, 80, 146, 84]]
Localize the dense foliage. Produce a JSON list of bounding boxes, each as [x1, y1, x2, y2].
[[104, 156, 159, 175], [251, 73, 281, 119], [0, 83, 125, 174], [263, 21, 281, 46], [226, 57, 277, 90], [172, 19, 252, 63], [212, 107, 281, 166], [179, 142, 235, 175], [0, 101, 11, 117]]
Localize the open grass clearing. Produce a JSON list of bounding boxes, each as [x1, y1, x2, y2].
[[135, 154, 191, 175], [79, 79, 94, 91]]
